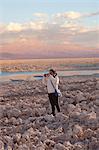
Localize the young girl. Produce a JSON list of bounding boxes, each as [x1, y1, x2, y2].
[[43, 69, 61, 116]]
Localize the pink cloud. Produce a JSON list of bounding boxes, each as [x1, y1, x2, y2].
[[0, 11, 99, 59]]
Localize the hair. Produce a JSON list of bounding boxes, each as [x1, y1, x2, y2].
[[49, 69, 57, 77], [49, 69, 56, 74]]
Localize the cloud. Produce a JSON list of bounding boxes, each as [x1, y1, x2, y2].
[[0, 19, 98, 47], [0, 23, 25, 34], [55, 11, 81, 20], [28, 21, 47, 30], [60, 22, 95, 34], [1, 11, 98, 34], [0, 24, 7, 34], [0, 21, 47, 35], [63, 11, 81, 19], [54, 11, 99, 21], [33, 12, 48, 18], [72, 29, 99, 48], [6, 23, 23, 32], [85, 11, 99, 17], [0, 11, 99, 59]]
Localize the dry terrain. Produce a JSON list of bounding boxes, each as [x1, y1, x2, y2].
[[0, 58, 99, 72], [0, 76, 99, 150]]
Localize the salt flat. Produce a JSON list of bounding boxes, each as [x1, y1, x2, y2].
[[0, 58, 99, 72], [0, 58, 99, 149], [0, 77, 99, 149]]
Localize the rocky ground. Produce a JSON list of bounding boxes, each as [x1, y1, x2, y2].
[[1, 58, 99, 73], [0, 77, 99, 150]]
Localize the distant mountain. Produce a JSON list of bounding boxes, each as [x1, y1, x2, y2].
[[0, 53, 23, 60], [0, 51, 99, 60]]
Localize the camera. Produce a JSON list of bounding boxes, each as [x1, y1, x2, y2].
[[44, 73, 50, 77]]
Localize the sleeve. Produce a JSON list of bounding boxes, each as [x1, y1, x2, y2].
[[56, 76, 59, 85], [49, 75, 59, 88]]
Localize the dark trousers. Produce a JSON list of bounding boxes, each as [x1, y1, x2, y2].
[[48, 93, 60, 116]]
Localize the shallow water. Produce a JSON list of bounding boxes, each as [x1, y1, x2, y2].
[[0, 71, 46, 76], [0, 70, 99, 77]]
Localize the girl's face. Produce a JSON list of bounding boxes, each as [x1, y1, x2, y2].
[[49, 71, 54, 76]]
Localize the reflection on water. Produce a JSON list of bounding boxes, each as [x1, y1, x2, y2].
[[0, 71, 46, 76], [0, 70, 99, 82], [58, 70, 99, 76], [0, 70, 99, 77]]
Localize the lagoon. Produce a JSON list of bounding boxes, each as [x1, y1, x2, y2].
[[0, 69, 99, 82]]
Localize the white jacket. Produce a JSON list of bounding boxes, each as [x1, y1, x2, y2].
[[42, 75, 59, 94]]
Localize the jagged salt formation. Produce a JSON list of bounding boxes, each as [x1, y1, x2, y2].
[[0, 77, 99, 150]]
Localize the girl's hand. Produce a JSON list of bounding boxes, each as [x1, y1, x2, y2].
[[44, 73, 50, 77]]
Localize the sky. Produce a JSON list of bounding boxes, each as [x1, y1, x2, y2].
[[0, 0, 99, 59]]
